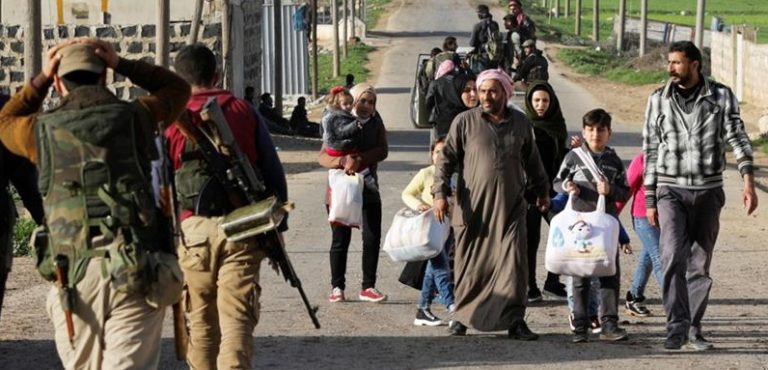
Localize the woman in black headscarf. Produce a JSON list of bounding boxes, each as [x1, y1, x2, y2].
[[425, 65, 477, 141], [523, 81, 569, 302]]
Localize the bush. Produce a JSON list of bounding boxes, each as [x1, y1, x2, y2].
[[13, 217, 36, 257]]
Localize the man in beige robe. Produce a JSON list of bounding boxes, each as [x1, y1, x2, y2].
[[433, 69, 549, 339]]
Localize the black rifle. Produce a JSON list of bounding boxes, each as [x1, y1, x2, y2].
[[176, 98, 320, 329]]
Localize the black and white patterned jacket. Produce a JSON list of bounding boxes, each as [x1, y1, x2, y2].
[[642, 78, 754, 208]]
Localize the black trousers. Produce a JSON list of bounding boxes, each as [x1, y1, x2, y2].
[[329, 202, 382, 291], [526, 205, 560, 290]]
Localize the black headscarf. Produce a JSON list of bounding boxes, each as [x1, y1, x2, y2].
[[450, 72, 477, 108], [524, 81, 567, 142]]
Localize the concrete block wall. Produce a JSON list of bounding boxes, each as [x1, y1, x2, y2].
[[0, 14, 262, 100], [710, 31, 734, 86], [742, 41, 768, 108], [711, 30, 768, 109]]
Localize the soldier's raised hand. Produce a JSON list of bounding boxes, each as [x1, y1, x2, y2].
[[81, 38, 120, 69]]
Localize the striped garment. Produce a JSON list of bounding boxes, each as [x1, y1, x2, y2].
[[642, 77, 754, 209]]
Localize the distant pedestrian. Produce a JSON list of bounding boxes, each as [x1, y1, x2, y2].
[[468, 4, 501, 72], [258, 92, 293, 134], [290, 96, 320, 137], [345, 73, 355, 89], [642, 41, 757, 351], [513, 39, 548, 85], [425, 68, 477, 140]]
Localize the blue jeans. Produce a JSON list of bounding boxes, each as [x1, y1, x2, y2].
[[566, 276, 599, 316], [629, 217, 663, 299], [418, 233, 455, 310]]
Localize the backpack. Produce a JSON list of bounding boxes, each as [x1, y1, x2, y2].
[[483, 22, 504, 63], [34, 98, 166, 292], [528, 65, 549, 82]]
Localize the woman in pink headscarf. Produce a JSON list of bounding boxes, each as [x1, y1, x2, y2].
[[318, 83, 390, 304], [425, 65, 478, 141]]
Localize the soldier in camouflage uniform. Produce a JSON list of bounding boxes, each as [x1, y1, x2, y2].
[[0, 38, 190, 370]]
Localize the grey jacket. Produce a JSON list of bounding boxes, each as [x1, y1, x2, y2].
[[642, 77, 754, 208], [552, 146, 630, 216]]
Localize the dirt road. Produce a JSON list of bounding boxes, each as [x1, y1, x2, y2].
[[1, 0, 767, 369]]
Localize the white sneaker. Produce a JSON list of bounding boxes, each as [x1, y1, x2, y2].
[[329, 287, 345, 303]]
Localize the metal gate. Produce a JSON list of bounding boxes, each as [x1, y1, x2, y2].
[[261, 2, 310, 97]]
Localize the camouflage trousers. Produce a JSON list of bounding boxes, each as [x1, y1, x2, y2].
[[46, 256, 165, 370], [179, 215, 266, 370]]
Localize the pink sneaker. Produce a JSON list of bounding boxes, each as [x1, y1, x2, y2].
[[358, 288, 387, 302], [329, 287, 345, 303]]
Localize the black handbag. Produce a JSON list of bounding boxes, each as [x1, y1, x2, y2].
[[398, 260, 427, 290]]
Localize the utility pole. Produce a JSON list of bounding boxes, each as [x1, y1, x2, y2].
[[617, 0, 625, 52], [575, 0, 582, 35], [221, 0, 232, 89], [189, 0, 204, 44], [332, 0, 340, 78], [311, 0, 318, 99], [342, 0, 348, 58], [351, 0, 356, 40], [639, 0, 647, 55], [156, 0, 169, 68], [101, 0, 110, 23], [592, 0, 599, 43], [695, 0, 705, 49], [274, 0, 283, 115], [25, 0, 41, 81]]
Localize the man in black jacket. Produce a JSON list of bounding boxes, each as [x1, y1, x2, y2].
[[513, 39, 549, 84]]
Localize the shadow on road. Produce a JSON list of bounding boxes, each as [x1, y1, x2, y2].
[[368, 31, 472, 39]]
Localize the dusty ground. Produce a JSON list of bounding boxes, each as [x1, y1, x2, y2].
[[2, 1, 768, 369]]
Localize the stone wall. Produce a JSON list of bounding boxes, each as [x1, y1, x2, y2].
[[0, 14, 262, 99]]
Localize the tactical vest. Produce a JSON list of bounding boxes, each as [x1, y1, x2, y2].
[[174, 109, 233, 216], [35, 92, 164, 289]]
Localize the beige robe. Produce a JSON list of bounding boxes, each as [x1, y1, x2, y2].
[[433, 106, 549, 331]]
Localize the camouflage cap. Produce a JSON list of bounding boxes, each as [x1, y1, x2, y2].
[[57, 43, 105, 77]]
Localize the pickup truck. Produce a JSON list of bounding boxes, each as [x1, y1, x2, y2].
[[409, 48, 525, 133]]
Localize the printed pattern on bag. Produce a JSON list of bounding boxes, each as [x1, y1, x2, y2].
[[545, 195, 619, 277]]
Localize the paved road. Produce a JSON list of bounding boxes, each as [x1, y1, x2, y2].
[[240, 0, 768, 369]]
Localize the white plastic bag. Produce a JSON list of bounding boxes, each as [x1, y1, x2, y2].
[[327, 169, 364, 227], [545, 194, 619, 277], [383, 208, 450, 262]]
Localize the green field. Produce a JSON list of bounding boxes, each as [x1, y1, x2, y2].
[[311, 43, 375, 94], [513, 0, 768, 44]]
